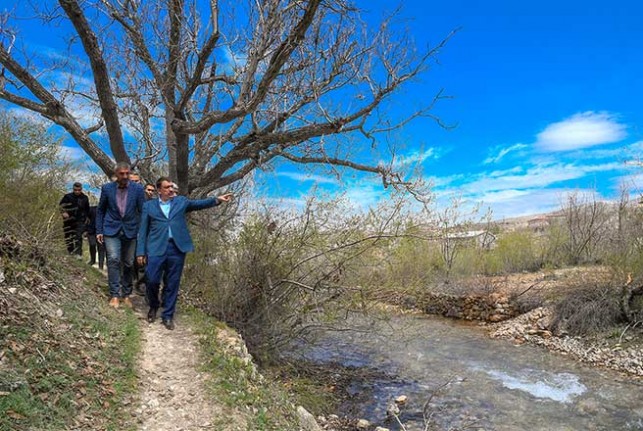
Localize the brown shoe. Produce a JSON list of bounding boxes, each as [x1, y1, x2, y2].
[[109, 297, 119, 308], [122, 297, 133, 309]]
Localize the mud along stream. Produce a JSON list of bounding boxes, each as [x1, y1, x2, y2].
[[288, 313, 643, 430]]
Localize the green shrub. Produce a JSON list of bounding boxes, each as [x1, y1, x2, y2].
[[488, 230, 542, 273], [383, 236, 444, 288], [0, 111, 70, 258]]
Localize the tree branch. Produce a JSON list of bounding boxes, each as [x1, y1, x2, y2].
[[59, 0, 127, 163]]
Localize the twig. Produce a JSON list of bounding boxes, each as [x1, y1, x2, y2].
[[36, 347, 46, 363], [619, 320, 642, 344], [513, 279, 545, 298], [391, 412, 409, 431]]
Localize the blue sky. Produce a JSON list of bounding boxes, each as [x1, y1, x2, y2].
[[4, 0, 643, 219], [269, 0, 643, 218]]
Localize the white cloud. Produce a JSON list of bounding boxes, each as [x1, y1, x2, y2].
[[344, 183, 387, 211], [59, 145, 89, 162], [461, 162, 622, 195], [487, 166, 524, 178], [220, 46, 248, 73], [484, 143, 528, 164], [535, 111, 627, 152], [627, 141, 643, 152], [472, 188, 586, 219], [429, 173, 466, 189], [277, 171, 339, 185], [6, 107, 48, 125], [610, 171, 643, 195], [392, 148, 439, 167]]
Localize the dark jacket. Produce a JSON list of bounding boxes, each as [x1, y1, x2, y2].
[[86, 206, 97, 235], [96, 181, 145, 239], [59, 192, 90, 225]]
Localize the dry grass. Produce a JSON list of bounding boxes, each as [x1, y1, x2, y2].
[[0, 236, 140, 431]]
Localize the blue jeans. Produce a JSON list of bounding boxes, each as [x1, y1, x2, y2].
[[146, 240, 186, 320], [104, 232, 136, 298]]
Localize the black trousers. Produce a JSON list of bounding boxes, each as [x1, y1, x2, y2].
[[63, 223, 83, 255], [87, 234, 105, 268]]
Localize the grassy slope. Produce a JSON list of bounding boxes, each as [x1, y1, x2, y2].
[[187, 307, 302, 430], [0, 253, 140, 431], [0, 248, 309, 431]]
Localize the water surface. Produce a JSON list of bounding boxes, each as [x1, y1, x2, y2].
[[293, 314, 643, 430]]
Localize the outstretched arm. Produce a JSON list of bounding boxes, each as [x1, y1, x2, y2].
[[186, 193, 234, 212]]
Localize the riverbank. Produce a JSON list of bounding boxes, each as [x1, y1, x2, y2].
[[487, 306, 643, 377], [391, 265, 643, 379], [0, 240, 307, 430], [373, 264, 643, 381]]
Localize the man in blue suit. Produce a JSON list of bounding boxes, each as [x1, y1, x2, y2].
[[136, 177, 232, 330], [96, 162, 146, 308]]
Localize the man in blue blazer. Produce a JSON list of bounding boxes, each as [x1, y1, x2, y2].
[[96, 162, 146, 308], [136, 176, 232, 329]]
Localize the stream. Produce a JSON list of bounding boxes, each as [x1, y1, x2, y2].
[[292, 313, 643, 431]]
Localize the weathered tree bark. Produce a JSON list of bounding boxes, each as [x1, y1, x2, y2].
[[59, 0, 128, 164], [0, 0, 453, 194]]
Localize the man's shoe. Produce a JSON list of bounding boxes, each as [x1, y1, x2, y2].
[[122, 297, 133, 309], [161, 319, 174, 330], [108, 297, 119, 308], [147, 308, 157, 323]]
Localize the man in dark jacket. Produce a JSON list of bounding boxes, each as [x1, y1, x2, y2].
[[96, 163, 145, 308], [86, 205, 105, 269], [59, 182, 90, 256], [133, 183, 157, 296]]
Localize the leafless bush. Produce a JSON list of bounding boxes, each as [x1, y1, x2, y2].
[[555, 191, 612, 265], [551, 280, 624, 336], [183, 195, 407, 362]]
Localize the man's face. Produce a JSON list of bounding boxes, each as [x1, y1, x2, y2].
[[130, 174, 141, 184], [73, 185, 82, 195], [145, 185, 156, 199], [115, 168, 130, 186], [158, 181, 174, 201]]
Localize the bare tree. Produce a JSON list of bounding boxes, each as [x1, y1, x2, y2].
[[0, 1, 453, 195], [559, 191, 611, 265], [428, 195, 488, 282]]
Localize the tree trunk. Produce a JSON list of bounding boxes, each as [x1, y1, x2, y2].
[[622, 275, 643, 323]]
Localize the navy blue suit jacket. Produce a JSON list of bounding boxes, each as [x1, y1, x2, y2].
[[136, 196, 220, 257], [96, 181, 145, 239]]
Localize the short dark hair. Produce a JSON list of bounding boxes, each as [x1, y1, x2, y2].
[[156, 176, 172, 189], [73, 182, 82, 188], [114, 162, 131, 173]]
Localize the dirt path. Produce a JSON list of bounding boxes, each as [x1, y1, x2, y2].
[[131, 298, 220, 431]]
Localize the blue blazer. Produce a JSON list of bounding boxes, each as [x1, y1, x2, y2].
[[136, 196, 220, 257], [96, 181, 145, 239]]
